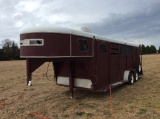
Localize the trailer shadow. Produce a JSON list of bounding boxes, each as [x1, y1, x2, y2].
[[62, 84, 128, 100]]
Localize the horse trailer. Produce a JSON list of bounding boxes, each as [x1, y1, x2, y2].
[[20, 27, 143, 95]]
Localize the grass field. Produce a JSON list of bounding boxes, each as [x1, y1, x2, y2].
[[0, 54, 160, 119]]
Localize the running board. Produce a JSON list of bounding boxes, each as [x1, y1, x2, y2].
[[111, 82, 123, 87]]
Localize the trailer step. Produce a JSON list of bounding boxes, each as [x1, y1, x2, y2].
[[111, 82, 123, 87]]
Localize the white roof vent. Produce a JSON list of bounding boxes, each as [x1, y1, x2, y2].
[[81, 27, 92, 33]]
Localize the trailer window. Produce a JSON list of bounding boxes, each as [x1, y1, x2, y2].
[[127, 46, 133, 55], [110, 43, 119, 54], [30, 40, 42, 45], [20, 39, 44, 46], [78, 39, 88, 51], [100, 44, 106, 53], [120, 45, 126, 55], [120, 45, 133, 55]]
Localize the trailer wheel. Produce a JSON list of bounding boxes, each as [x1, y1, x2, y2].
[[139, 65, 142, 73], [128, 73, 134, 85], [135, 63, 142, 74], [134, 71, 139, 82]]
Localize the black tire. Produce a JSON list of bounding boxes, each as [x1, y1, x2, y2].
[[139, 64, 143, 75], [128, 73, 134, 85], [135, 63, 142, 74], [134, 71, 139, 82], [139, 65, 142, 73]]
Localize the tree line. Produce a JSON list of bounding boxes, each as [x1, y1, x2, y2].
[[0, 39, 20, 61], [141, 44, 160, 54]]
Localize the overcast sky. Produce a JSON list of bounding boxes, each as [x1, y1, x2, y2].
[[0, 0, 160, 49]]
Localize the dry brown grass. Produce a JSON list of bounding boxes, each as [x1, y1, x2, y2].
[[0, 54, 160, 119]]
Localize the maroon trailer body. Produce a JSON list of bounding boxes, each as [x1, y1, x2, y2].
[[20, 27, 143, 93]]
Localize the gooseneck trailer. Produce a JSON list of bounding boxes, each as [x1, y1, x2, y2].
[[20, 27, 143, 95]]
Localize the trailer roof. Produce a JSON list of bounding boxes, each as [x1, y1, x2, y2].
[[21, 26, 139, 47]]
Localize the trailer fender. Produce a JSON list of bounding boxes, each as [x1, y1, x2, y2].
[[123, 70, 136, 84], [123, 70, 130, 82]]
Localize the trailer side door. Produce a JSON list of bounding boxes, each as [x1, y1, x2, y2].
[[96, 40, 109, 90], [110, 43, 120, 83]]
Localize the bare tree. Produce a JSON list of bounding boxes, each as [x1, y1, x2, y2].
[[0, 39, 20, 60]]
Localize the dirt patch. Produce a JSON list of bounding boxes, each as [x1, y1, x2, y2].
[[0, 54, 160, 119]]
